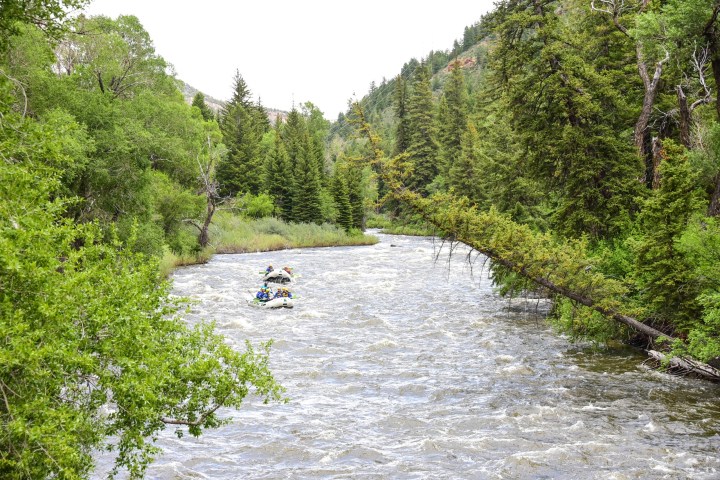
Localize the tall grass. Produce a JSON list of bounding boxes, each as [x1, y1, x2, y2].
[[160, 213, 378, 273], [365, 212, 436, 236]]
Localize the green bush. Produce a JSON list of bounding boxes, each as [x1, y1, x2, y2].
[[239, 193, 275, 219]]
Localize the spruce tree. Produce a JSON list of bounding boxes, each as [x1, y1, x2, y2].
[[438, 61, 468, 178], [393, 75, 410, 156], [449, 121, 480, 200], [406, 63, 438, 194], [191, 92, 214, 121], [264, 122, 293, 220], [331, 170, 353, 232], [634, 142, 704, 331], [346, 165, 365, 230], [283, 109, 323, 223], [216, 71, 266, 196], [489, 0, 641, 238]]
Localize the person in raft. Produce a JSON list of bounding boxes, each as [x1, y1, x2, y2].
[[265, 265, 274, 274], [274, 287, 292, 299], [255, 284, 272, 301], [282, 266, 293, 275]]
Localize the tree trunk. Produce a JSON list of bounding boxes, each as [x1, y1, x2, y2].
[[705, 12, 720, 121], [651, 137, 663, 190], [677, 85, 692, 148], [634, 45, 668, 160], [199, 202, 215, 248], [708, 173, 720, 216]]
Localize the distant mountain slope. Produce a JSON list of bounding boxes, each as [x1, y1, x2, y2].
[[333, 18, 490, 137], [181, 81, 288, 124]]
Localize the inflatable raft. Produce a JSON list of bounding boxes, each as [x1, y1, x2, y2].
[[249, 297, 294, 309], [262, 269, 294, 284]]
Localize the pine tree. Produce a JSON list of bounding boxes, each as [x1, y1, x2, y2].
[[438, 61, 468, 178], [216, 71, 266, 196], [264, 122, 293, 220], [393, 75, 410, 156], [331, 170, 353, 232], [406, 63, 438, 194], [635, 141, 704, 331], [191, 92, 214, 121], [228, 69, 252, 108], [346, 165, 365, 230], [283, 109, 323, 223], [449, 121, 480, 200], [489, 0, 641, 238]]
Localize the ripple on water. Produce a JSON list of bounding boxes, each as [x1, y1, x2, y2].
[[92, 233, 720, 480]]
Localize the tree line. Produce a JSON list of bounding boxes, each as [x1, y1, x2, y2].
[[0, 0, 373, 476], [339, 0, 720, 371]]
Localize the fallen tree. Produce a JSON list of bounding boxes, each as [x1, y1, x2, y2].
[[350, 102, 720, 382]]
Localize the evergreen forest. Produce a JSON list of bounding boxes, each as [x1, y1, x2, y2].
[[2, 0, 720, 477], [338, 0, 720, 378]]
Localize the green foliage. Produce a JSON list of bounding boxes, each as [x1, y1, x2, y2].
[[406, 63, 438, 193], [191, 92, 215, 121], [551, 298, 625, 344], [393, 75, 410, 156], [150, 171, 203, 254], [677, 217, 720, 362], [633, 142, 704, 330], [210, 214, 378, 254], [263, 126, 294, 220], [217, 71, 269, 196], [0, 0, 88, 51], [239, 192, 275, 219], [283, 109, 323, 224], [0, 106, 284, 478], [331, 171, 353, 232], [437, 61, 468, 179], [489, 0, 641, 239]]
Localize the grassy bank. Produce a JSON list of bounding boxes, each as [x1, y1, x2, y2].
[[159, 214, 378, 276], [365, 212, 437, 236]]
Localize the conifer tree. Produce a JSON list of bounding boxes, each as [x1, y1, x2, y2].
[[449, 121, 480, 200], [438, 61, 468, 178], [191, 92, 214, 121], [331, 169, 353, 232], [217, 71, 267, 196], [393, 75, 410, 156], [264, 122, 293, 220], [406, 63, 438, 194], [634, 142, 704, 331], [346, 165, 365, 230], [489, 0, 641, 238], [283, 109, 323, 223]]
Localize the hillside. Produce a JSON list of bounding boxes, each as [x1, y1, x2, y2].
[[181, 81, 288, 124]]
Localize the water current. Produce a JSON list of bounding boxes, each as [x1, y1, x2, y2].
[[95, 232, 719, 479]]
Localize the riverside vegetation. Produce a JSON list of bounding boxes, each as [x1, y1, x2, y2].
[[335, 0, 720, 377], [0, 1, 370, 477], [3, 0, 720, 477]]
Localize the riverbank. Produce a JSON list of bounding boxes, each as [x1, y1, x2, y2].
[[159, 214, 378, 276], [365, 212, 437, 236]]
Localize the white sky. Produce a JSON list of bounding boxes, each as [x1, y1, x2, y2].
[[83, 0, 497, 119]]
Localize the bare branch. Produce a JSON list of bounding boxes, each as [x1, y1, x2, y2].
[[590, 0, 631, 37], [0, 68, 28, 118]]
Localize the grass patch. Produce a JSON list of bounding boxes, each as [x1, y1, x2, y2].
[[366, 212, 436, 236], [161, 213, 378, 273]]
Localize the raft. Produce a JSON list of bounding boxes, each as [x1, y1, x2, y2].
[[262, 269, 294, 284], [249, 297, 294, 309]]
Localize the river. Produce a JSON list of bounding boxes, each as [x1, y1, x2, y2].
[[95, 232, 719, 479]]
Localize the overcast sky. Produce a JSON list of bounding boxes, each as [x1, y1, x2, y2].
[[82, 1, 497, 119]]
